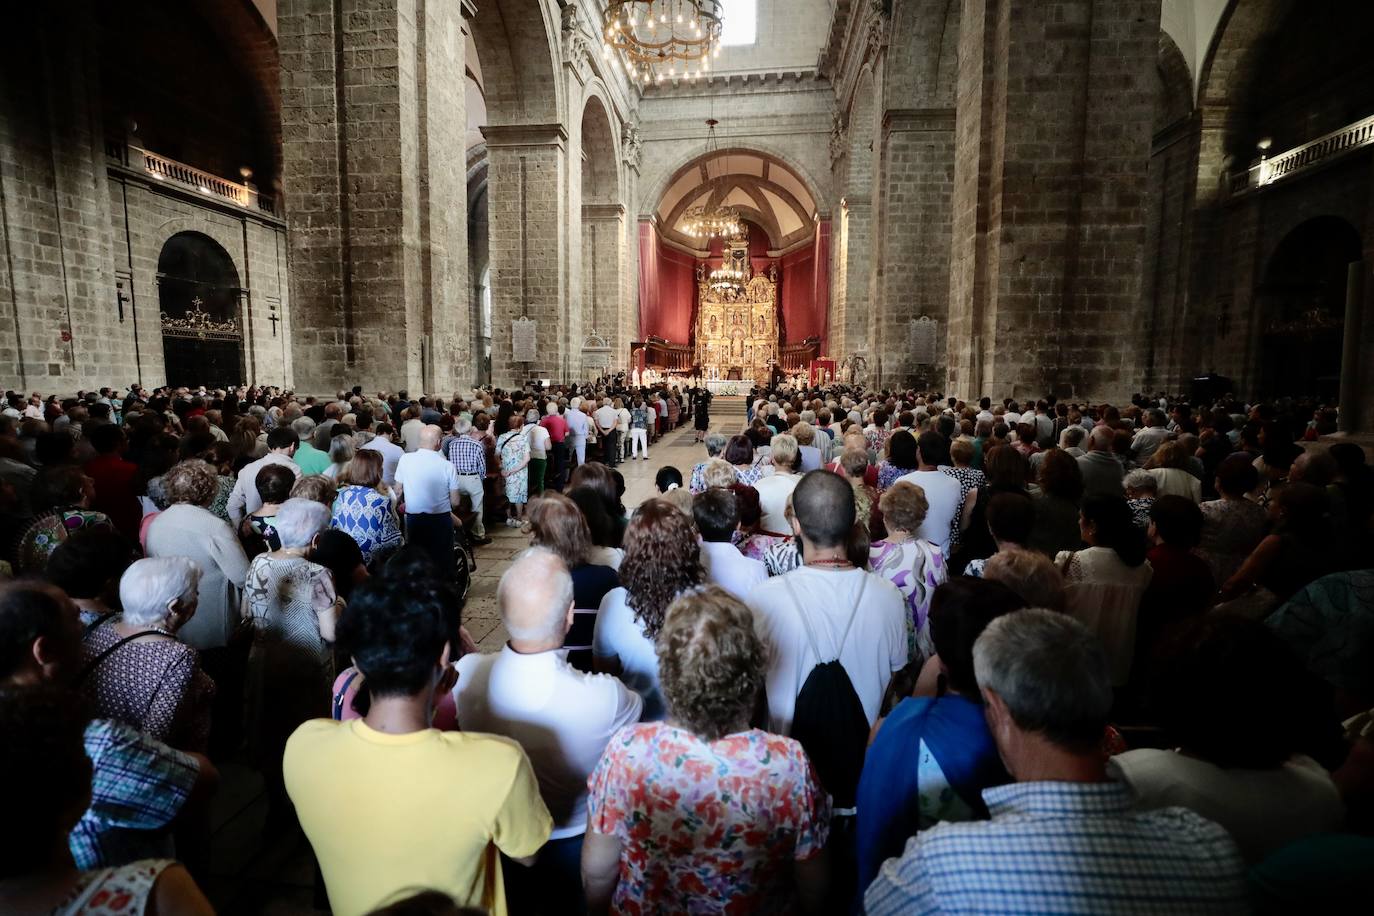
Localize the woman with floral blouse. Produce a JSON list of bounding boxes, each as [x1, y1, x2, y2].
[[583, 585, 831, 915]]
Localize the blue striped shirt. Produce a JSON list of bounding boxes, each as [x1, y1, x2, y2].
[[864, 780, 1248, 915]]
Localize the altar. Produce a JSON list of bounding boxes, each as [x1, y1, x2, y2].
[[695, 242, 779, 384]]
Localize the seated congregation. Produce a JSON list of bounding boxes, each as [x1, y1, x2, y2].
[[1, 381, 1372, 915]]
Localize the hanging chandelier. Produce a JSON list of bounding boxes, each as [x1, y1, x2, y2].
[[603, 1, 724, 85], [680, 118, 742, 240], [708, 263, 746, 295]]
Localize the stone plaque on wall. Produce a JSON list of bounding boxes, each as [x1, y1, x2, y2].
[[910, 317, 938, 365], [512, 317, 537, 363]]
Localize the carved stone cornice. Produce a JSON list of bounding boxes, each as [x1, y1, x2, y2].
[[883, 108, 956, 134], [480, 123, 570, 150], [639, 68, 825, 96], [583, 203, 627, 219]]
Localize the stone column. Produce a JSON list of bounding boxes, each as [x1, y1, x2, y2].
[[482, 124, 570, 387], [278, 0, 467, 395], [839, 196, 873, 362], [583, 204, 627, 373], [873, 108, 956, 388], [0, 3, 123, 391], [947, 0, 1159, 402]]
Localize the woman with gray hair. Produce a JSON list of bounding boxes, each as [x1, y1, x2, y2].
[[145, 459, 251, 651], [242, 497, 343, 795], [323, 430, 356, 480], [79, 556, 216, 751], [688, 431, 730, 493]]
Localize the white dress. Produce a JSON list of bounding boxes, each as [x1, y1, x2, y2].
[[1055, 546, 1153, 686]]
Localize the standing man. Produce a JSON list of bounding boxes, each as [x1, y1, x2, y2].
[[453, 548, 642, 911], [566, 397, 589, 470], [594, 398, 619, 468], [865, 610, 1247, 914], [361, 422, 404, 487], [894, 432, 963, 555], [396, 425, 463, 574], [540, 402, 569, 491], [443, 418, 490, 547], [228, 427, 301, 524]]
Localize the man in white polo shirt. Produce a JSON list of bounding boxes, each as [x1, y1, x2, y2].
[[566, 397, 590, 470], [593, 398, 620, 469], [395, 425, 462, 573], [693, 487, 766, 601], [454, 547, 642, 912], [895, 431, 963, 555]]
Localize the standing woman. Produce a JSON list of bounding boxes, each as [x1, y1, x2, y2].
[[1056, 495, 1152, 688], [593, 499, 705, 720], [694, 386, 713, 443], [496, 411, 531, 528], [583, 587, 830, 914], [629, 398, 651, 460], [241, 498, 343, 806]]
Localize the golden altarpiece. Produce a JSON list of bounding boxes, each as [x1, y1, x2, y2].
[[694, 242, 779, 381]]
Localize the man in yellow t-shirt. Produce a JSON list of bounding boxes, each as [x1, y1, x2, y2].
[[284, 577, 551, 916]]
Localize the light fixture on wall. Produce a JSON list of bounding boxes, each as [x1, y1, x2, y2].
[[681, 118, 743, 240], [603, 1, 723, 85]]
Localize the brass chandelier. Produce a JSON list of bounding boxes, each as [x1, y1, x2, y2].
[[603, 1, 724, 85], [681, 119, 743, 241]]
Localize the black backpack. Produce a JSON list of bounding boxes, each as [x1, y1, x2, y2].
[[784, 576, 870, 813]]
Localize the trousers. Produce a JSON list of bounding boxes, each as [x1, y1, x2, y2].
[[405, 512, 454, 579], [454, 474, 484, 537], [600, 430, 619, 467], [630, 428, 648, 457]]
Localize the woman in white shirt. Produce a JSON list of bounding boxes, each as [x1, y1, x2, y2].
[[1055, 495, 1152, 687], [593, 498, 705, 720], [754, 434, 802, 534], [1146, 440, 1202, 503], [1109, 615, 1344, 863]]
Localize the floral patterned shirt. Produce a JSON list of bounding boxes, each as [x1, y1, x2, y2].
[[587, 723, 830, 915]]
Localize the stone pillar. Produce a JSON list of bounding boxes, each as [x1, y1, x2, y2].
[[947, 0, 1159, 402], [839, 197, 873, 362], [0, 3, 124, 391], [583, 204, 627, 373], [873, 108, 956, 388], [482, 124, 570, 387], [278, 0, 467, 395]]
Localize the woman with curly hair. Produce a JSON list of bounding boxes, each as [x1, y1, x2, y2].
[[592, 498, 704, 720], [145, 459, 250, 651], [583, 586, 830, 913]]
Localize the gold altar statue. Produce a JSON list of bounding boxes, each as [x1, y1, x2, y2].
[[695, 241, 779, 382]]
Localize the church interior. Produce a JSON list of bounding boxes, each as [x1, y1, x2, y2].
[[3, 1, 1374, 914], [1, 0, 1370, 429]]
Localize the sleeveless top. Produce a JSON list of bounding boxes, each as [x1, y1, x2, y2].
[[53, 858, 175, 914]]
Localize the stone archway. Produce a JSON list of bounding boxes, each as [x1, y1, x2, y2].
[[157, 231, 245, 388], [1256, 216, 1359, 400], [580, 94, 625, 378]]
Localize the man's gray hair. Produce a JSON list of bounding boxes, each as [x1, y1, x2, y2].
[[1088, 426, 1114, 450], [274, 497, 332, 549], [499, 547, 575, 642], [291, 416, 317, 440], [1060, 426, 1086, 448], [1147, 408, 1167, 427], [453, 417, 472, 436], [704, 431, 728, 457], [119, 557, 201, 626], [973, 608, 1112, 750]]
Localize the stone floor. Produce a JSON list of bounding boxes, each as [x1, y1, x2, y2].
[[205, 400, 743, 914]]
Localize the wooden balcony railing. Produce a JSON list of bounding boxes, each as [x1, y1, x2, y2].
[[637, 336, 694, 371], [106, 141, 279, 217], [780, 336, 822, 372]]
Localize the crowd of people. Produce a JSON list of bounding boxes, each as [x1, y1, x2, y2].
[[1, 378, 1371, 914]]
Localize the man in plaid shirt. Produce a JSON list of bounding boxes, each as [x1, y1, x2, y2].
[[0, 581, 216, 868], [865, 610, 1247, 915], [444, 417, 489, 543]]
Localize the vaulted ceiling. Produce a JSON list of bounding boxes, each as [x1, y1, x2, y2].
[[655, 150, 817, 251]]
